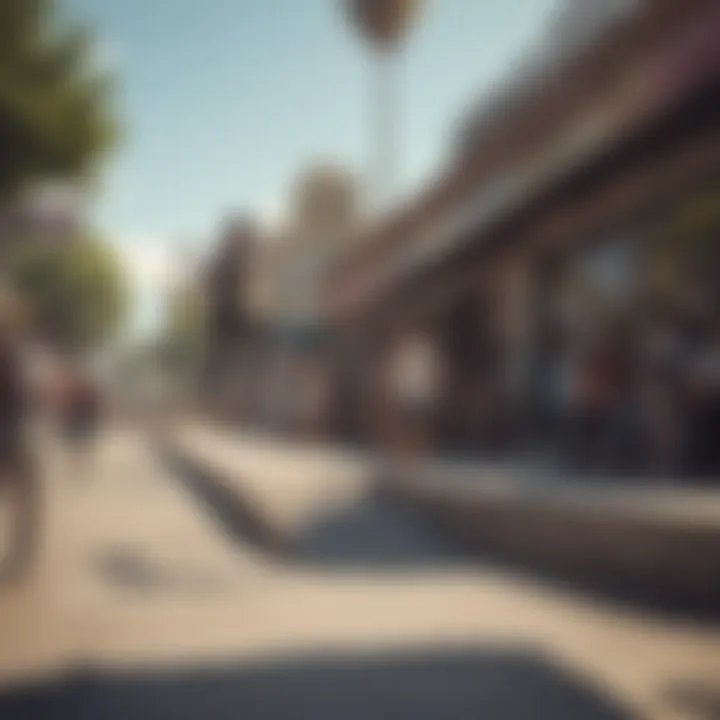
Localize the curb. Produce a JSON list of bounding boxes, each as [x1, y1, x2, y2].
[[156, 438, 293, 559], [379, 474, 720, 619]]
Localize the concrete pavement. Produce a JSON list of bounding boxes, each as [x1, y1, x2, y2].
[[172, 422, 720, 614], [167, 424, 720, 718], [0, 427, 718, 719]]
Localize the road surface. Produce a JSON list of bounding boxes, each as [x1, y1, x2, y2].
[[0, 428, 718, 719]]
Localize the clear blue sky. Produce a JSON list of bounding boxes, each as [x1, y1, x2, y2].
[[61, 0, 557, 332]]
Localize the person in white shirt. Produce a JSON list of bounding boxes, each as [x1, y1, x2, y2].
[[386, 332, 441, 454]]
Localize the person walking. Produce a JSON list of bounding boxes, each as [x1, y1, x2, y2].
[[565, 323, 627, 474], [683, 317, 720, 479], [386, 331, 441, 458], [0, 286, 40, 582], [58, 362, 102, 485], [639, 315, 684, 476]]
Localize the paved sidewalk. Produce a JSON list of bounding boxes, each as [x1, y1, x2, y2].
[[1, 427, 718, 719], [169, 423, 375, 542], [167, 423, 720, 718]]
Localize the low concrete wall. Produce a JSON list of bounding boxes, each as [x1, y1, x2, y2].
[[157, 441, 292, 558], [159, 425, 373, 557], [163, 424, 720, 616], [382, 475, 720, 616]]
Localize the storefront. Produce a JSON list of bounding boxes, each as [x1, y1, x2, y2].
[[325, 0, 720, 464]]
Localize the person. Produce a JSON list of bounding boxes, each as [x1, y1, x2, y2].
[[58, 362, 102, 484], [387, 331, 441, 456], [565, 321, 629, 474], [638, 314, 684, 476], [0, 285, 39, 581], [558, 327, 592, 470], [683, 316, 720, 479]]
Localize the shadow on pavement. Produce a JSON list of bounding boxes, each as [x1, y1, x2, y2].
[[0, 646, 636, 720], [662, 680, 720, 720], [295, 489, 476, 570], [158, 444, 473, 571], [395, 497, 720, 626], [295, 484, 720, 626], [0, 562, 27, 591], [156, 443, 720, 625], [94, 548, 233, 594]]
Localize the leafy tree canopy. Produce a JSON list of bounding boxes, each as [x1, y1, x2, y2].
[[7, 234, 129, 351], [0, 0, 118, 199]]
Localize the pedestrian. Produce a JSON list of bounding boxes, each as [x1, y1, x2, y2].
[[387, 331, 441, 458], [0, 285, 39, 582], [683, 316, 720, 479], [565, 321, 628, 475], [638, 313, 684, 476], [59, 361, 102, 485]]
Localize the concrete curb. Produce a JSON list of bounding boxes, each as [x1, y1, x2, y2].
[[159, 427, 720, 616], [379, 474, 720, 618], [156, 438, 293, 559]]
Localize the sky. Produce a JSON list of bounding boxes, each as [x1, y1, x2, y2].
[[60, 0, 559, 335]]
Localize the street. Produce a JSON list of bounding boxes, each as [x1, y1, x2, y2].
[[0, 428, 719, 720]]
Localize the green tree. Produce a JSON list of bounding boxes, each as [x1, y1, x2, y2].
[[0, 0, 117, 199], [8, 236, 129, 350]]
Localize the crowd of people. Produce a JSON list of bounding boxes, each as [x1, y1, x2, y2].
[[377, 297, 720, 482], [535, 305, 720, 479]]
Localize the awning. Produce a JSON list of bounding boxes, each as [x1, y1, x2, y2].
[[384, 5, 720, 292], [334, 4, 720, 320]]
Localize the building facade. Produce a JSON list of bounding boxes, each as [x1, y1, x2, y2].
[[248, 163, 361, 435], [201, 214, 259, 420], [325, 0, 720, 470]]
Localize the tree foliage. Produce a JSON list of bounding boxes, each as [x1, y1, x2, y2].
[[347, 0, 424, 50], [7, 236, 129, 350], [0, 0, 117, 198]]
